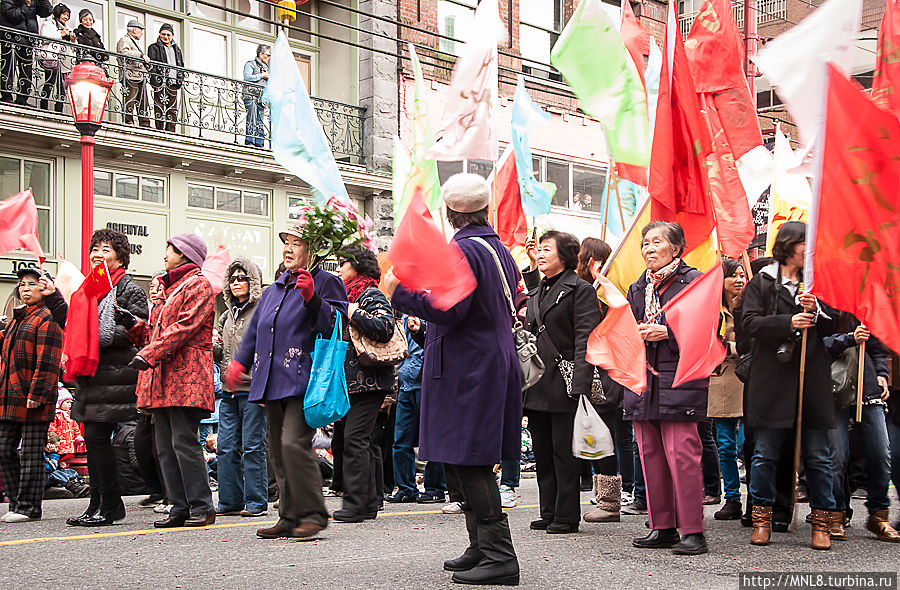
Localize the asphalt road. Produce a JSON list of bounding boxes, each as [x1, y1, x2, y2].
[[1, 479, 897, 590]]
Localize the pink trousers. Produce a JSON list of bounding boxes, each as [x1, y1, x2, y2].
[[634, 420, 705, 535]]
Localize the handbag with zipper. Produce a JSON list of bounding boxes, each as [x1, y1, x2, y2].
[[348, 313, 409, 368]]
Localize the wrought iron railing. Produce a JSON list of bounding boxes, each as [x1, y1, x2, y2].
[[0, 27, 364, 163]]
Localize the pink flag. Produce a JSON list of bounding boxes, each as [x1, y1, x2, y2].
[[0, 189, 46, 262], [201, 245, 231, 295], [387, 189, 476, 310], [586, 267, 647, 394], [425, 0, 505, 161], [662, 261, 726, 387], [54, 254, 85, 304]]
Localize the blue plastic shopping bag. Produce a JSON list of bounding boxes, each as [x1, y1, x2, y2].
[[303, 312, 350, 428]]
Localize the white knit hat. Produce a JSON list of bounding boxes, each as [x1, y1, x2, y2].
[[441, 173, 491, 213]]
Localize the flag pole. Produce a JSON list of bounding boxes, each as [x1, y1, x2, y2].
[[601, 195, 649, 276], [612, 168, 626, 230], [856, 340, 866, 423], [791, 327, 809, 530]]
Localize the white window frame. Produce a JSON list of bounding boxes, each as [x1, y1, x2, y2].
[[0, 153, 55, 254]]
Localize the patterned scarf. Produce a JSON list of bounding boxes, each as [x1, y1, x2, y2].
[[344, 274, 378, 304], [644, 258, 681, 324]]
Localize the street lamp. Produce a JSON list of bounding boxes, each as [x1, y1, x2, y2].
[[65, 60, 113, 273]]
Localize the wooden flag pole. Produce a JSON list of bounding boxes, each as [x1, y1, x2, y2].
[[611, 168, 626, 230], [856, 340, 866, 423], [791, 327, 809, 530]]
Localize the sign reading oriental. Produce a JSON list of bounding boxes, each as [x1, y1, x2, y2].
[[94, 207, 169, 277]]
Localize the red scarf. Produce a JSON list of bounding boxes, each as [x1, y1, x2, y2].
[[63, 267, 127, 381], [344, 274, 378, 303]]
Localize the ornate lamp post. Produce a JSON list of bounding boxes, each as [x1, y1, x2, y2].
[[65, 60, 113, 273]]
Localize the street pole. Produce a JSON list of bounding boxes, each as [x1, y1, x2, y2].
[[744, 0, 758, 107], [76, 125, 99, 274]]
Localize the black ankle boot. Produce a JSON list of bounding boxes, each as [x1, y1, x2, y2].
[[671, 533, 708, 555], [452, 514, 519, 586], [444, 547, 485, 572], [714, 499, 742, 520], [632, 528, 680, 548]]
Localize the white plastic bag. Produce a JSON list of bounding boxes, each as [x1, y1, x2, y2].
[[572, 395, 614, 459]]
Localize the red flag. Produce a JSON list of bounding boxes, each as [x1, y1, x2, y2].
[[621, 0, 650, 81], [492, 150, 528, 251], [807, 63, 900, 355], [201, 244, 231, 295], [387, 189, 477, 310], [0, 189, 46, 263], [81, 261, 114, 299], [871, 0, 900, 116], [662, 261, 726, 387], [586, 268, 647, 394], [650, 3, 715, 252]]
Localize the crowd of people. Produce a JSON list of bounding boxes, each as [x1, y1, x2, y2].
[[1, 174, 899, 586], [0, 1, 269, 145]]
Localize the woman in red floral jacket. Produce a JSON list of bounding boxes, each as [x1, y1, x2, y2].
[[0, 267, 65, 523], [128, 232, 216, 529]]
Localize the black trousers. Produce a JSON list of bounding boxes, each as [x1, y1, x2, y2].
[[134, 413, 163, 496], [341, 390, 388, 515], [443, 463, 502, 522], [329, 418, 345, 493], [152, 408, 213, 518], [698, 420, 722, 497], [612, 410, 635, 491], [526, 409, 581, 525], [588, 409, 619, 476], [83, 422, 125, 518]]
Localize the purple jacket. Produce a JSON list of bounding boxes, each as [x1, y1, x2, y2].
[[234, 268, 348, 403], [623, 260, 709, 422], [391, 224, 523, 466]]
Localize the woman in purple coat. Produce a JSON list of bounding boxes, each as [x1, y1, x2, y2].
[[625, 221, 709, 556], [385, 173, 521, 586], [226, 223, 348, 540]]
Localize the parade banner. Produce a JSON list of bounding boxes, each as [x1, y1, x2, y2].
[[871, 0, 900, 116], [806, 63, 900, 355], [0, 189, 45, 263], [766, 126, 810, 255], [511, 76, 556, 217]]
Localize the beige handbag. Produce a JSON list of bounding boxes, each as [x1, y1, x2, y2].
[[348, 315, 409, 368]]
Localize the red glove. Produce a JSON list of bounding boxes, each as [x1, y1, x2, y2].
[[294, 269, 315, 302], [224, 361, 247, 391]]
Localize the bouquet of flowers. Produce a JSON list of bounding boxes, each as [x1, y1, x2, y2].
[[291, 197, 375, 270]]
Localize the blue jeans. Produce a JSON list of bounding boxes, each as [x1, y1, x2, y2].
[[46, 467, 77, 488], [750, 427, 836, 511], [713, 417, 741, 501], [392, 388, 445, 496], [830, 406, 892, 514], [244, 98, 265, 147], [500, 459, 520, 488], [217, 395, 269, 512]]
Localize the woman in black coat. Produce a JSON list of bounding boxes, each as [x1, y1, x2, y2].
[[742, 221, 837, 550], [72, 8, 107, 63], [333, 246, 396, 522], [66, 229, 148, 526], [522, 231, 603, 535]]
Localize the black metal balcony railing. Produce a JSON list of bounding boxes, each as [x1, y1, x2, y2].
[[0, 27, 364, 163]]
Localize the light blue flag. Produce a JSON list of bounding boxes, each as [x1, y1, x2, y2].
[[265, 34, 349, 204], [511, 76, 556, 217], [600, 175, 641, 237]]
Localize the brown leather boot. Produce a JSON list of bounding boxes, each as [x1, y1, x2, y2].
[[829, 510, 847, 541], [810, 509, 832, 550], [749, 505, 772, 546], [865, 509, 900, 543]]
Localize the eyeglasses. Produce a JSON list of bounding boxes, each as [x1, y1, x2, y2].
[[230, 275, 249, 284]]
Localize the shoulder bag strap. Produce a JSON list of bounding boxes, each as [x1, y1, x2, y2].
[[468, 237, 517, 320]]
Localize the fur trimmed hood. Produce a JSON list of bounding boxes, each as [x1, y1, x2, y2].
[[223, 256, 263, 307]]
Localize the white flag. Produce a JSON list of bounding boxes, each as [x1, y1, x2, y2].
[[753, 0, 861, 147]]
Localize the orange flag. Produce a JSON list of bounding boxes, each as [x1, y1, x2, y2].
[[871, 0, 900, 115], [586, 266, 647, 394], [0, 189, 46, 263], [387, 189, 477, 310], [492, 149, 528, 252], [650, 3, 715, 252], [807, 63, 900, 355], [662, 261, 726, 387]]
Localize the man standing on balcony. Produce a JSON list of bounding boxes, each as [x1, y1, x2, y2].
[[147, 23, 183, 133], [0, 0, 53, 105], [116, 20, 150, 128], [242, 44, 270, 148]]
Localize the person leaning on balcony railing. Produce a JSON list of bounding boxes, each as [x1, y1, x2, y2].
[[116, 20, 150, 128], [147, 23, 183, 133], [0, 0, 53, 105], [72, 8, 106, 65], [38, 3, 75, 113], [242, 44, 269, 148]]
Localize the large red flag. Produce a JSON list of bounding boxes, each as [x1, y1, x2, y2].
[[492, 150, 527, 251], [586, 268, 647, 394], [616, 0, 652, 187], [387, 189, 477, 310], [871, 0, 900, 116], [662, 261, 726, 387], [807, 63, 900, 355], [650, 3, 715, 252], [0, 189, 46, 263]]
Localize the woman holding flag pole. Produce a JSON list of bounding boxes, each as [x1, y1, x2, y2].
[[741, 221, 838, 550]]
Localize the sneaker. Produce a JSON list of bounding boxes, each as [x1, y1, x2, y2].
[[417, 492, 446, 504], [1, 512, 38, 523], [499, 486, 517, 508], [209, 478, 219, 492], [154, 504, 173, 514], [240, 509, 268, 517], [139, 493, 165, 507], [442, 501, 464, 514], [621, 490, 635, 505], [621, 500, 648, 515], [384, 491, 417, 503], [702, 495, 721, 505], [323, 489, 343, 497]]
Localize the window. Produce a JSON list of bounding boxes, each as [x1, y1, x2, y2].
[[190, 183, 269, 216], [286, 1, 313, 43], [95, 170, 166, 203], [437, 0, 475, 55], [0, 156, 52, 251], [520, 1, 562, 65], [436, 161, 464, 185], [288, 194, 309, 219], [238, 0, 273, 34], [191, 27, 229, 77], [546, 159, 570, 208], [193, 0, 227, 22], [571, 166, 608, 214], [466, 160, 494, 179]]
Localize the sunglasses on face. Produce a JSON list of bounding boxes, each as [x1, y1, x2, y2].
[[230, 275, 249, 284]]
